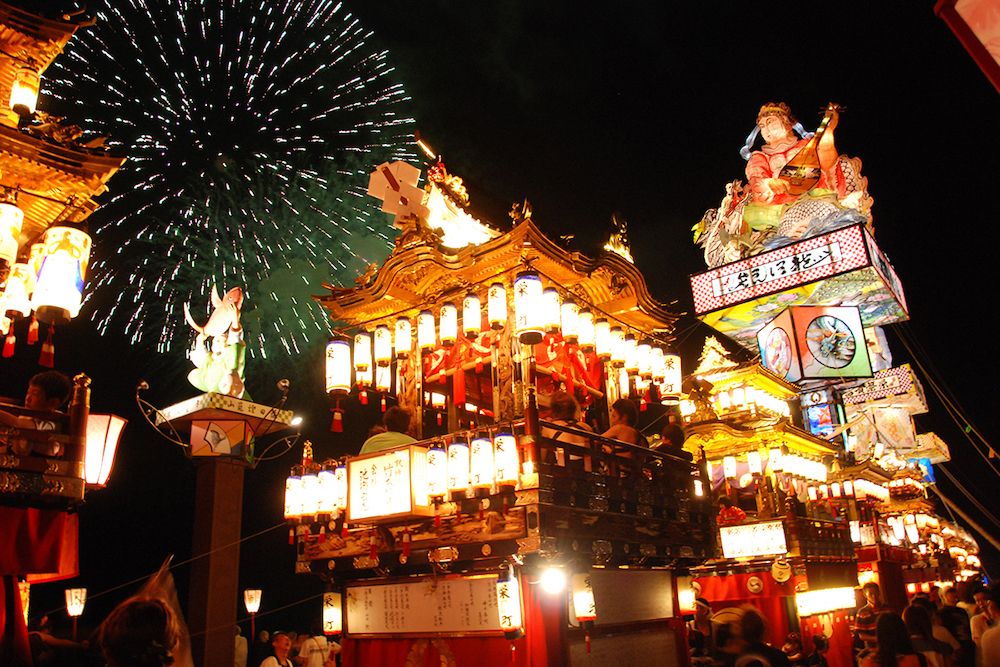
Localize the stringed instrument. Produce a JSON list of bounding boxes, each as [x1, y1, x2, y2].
[[778, 104, 840, 195]]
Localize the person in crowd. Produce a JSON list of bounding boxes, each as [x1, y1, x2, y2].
[[299, 623, 338, 667], [0, 370, 72, 456], [803, 635, 829, 667], [860, 613, 924, 667], [942, 586, 977, 667], [359, 406, 416, 454], [260, 632, 294, 667], [973, 591, 998, 646], [855, 582, 889, 654], [718, 496, 746, 525], [601, 398, 647, 447], [248, 630, 271, 667], [911, 596, 961, 665], [981, 622, 1000, 667], [782, 632, 804, 666], [541, 390, 593, 444], [656, 422, 693, 458], [235, 626, 248, 667], [715, 622, 746, 667], [959, 584, 981, 619], [905, 603, 950, 667], [99, 598, 180, 667], [689, 597, 718, 659], [739, 606, 792, 667], [27, 614, 89, 666]]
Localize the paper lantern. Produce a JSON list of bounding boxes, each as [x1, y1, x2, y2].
[[746, 450, 762, 476], [609, 326, 625, 368], [333, 462, 348, 511], [318, 464, 336, 515], [494, 432, 519, 487], [561, 299, 579, 344], [572, 573, 597, 623], [757, 305, 873, 382], [374, 325, 392, 366], [543, 288, 561, 334], [301, 467, 320, 516], [514, 270, 543, 344], [9, 65, 39, 116], [417, 310, 435, 351], [488, 282, 506, 330], [723, 455, 737, 479], [84, 413, 126, 487], [637, 338, 653, 380], [578, 309, 595, 352], [284, 467, 303, 520], [448, 437, 470, 492], [354, 330, 372, 375], [470, 435, 494, 489], [427, 443, 448, 498], [843, 479, 854, 497], [0, 201, 23, 270], [594, 318, 611, 360], [440, 302, 457, 347], [31, 226, 92, 325], [660, 350, 682, 403], [325, 336, 351, 395], [463, 293, 481, 339], [65, 588, 87, 617], [243, 589, 262, 614], [623, 334, 639, 377], [831, 481, 841, 498], [2, 263, 32, 319], [395, 317, 411, 358], [323, 592, 343, 635], [496, 572, 522, 636], [769, 447, 784, 472]]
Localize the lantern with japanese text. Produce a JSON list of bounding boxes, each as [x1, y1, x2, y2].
[[395, 317, 411, 358], [374, 325, 392, 366], [488, 282, 506, 330], [448, 437, 470, 496], [323, 592, 343, 635], [514, 270, 543, 344], [463, 293, 481, 339], [417, 310, 435, 351], [427, 442, 448, 498], [284, 466, 303, 520], [494, 432, 519, 488], [496, 568, 523, 639], [470, 434, 494, 490], [440, 302, 457, 347], [660, 349, 682, 403], [325, 336, 351, 395]]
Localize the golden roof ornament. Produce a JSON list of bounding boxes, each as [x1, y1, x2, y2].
[[693, 336, 739, 375], [603, 211, 633, 263]]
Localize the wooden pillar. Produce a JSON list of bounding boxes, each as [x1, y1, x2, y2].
[[188, 457, 245, 667]]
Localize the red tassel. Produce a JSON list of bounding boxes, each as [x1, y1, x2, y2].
[[437, 412, 442, 426], [402, 530, 411, 558], [380, 395, 387, 412], [2, 333, 14, 358], [640, 396, 647, 411], [27, 316, 38, 345], [319, 525, 326, 543], [342, 521, 348, 539], [288, 527, 295, 545], [331, 410, 343, 432], [434, 504, 441, 527], [359, 388, 368, 405], [586, 632, 591, 653], [38, 326, 55, 367], [475, 358, 483, 374]]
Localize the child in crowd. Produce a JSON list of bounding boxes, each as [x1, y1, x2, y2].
[[0, 370, 72, 456]]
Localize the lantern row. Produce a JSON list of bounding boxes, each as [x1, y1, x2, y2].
[[324, 269, 682, 395], [1, 220, 92, 330], [283, 432, 524, 520], [713, 448, 829, 483]]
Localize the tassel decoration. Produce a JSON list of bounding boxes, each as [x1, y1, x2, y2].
[[38, 326, 55, 367], [3, 333, 14, 358], [27, 316, 38, 345]]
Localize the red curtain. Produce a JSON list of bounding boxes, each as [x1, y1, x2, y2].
[[800, 609, 854, 667], [1, 575, 32, 667], [0, 507, 77, 579]]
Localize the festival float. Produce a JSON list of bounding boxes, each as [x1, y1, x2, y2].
[[281, 152, 715, 666], [0, 2, 126, 660], [682, 102, 981, 667]]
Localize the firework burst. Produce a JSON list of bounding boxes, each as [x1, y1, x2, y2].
[[46, 0, 416, 361]]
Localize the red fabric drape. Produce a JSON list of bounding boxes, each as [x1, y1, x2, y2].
[[0, 507, 77, 577], [800, 610, 854, 667], [341, 636, 528, 666]]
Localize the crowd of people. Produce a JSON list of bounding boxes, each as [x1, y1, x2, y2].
[[688, 582, 1000, 667]]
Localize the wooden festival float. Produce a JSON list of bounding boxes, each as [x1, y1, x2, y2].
[[282, 158, 716, 666], [679, 102, 981, 667]]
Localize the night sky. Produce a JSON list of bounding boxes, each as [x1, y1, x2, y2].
[[4, 0, 1000, 639]]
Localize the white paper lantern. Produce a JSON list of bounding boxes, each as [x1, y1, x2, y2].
[[440, 302, 457, 347], [514, 270, 543, 344], [427, 443, 448, 498], [561, 299, 579, 344], [488, 282, 506, 330], [31, 226, 92, 325], [417, 310, 435, 351], [395, 317, 411, 359], [543, 288, 561, 334], [463, 293, 481, 339], [494, 432, 519, 487], [325, 336, 351, 395], [374, 325, 392, 366], [0, 202, 23, 269], [470, 435, 494, 489], [448, 437, 470, 492], [595, 318, 611, 360], [609, 326, 626, 368], [578, 309, 595, 352], [323, 592, 342, 635], [354, 330, 372, 374]]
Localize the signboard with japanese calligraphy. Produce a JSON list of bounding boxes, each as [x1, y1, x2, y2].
[[720, 520, 789, 559], [155, 392, 294, 435], [345, 575, 502, 635], [689, 224, 908, 350], [347, 445, 434, 523], [757, 305, 872, 382], [841, 364, 928, 414]]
